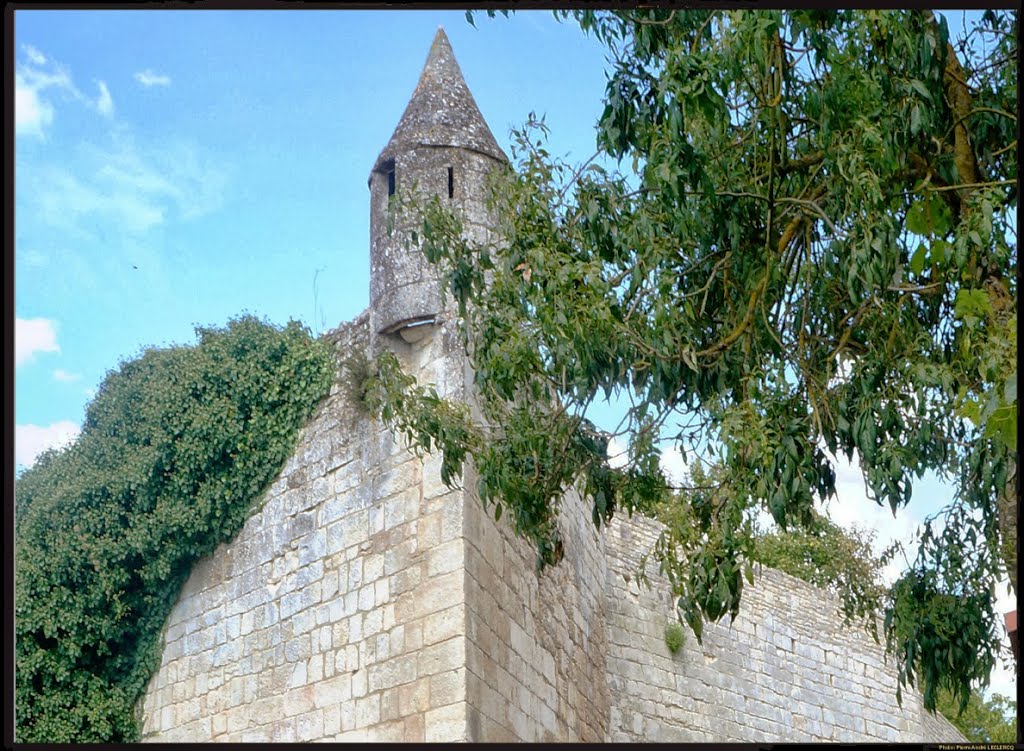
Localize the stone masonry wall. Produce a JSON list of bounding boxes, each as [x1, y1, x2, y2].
[[603, 513, 967, 743], [462, 480, 610, 741], [139, 312, 472, 742], [137, 311, 969, 744]]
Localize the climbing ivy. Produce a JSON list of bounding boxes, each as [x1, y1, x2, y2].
[[15, 316, 335, 743]]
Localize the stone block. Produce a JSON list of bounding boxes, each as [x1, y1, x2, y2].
[[322, 484, 366, 528], [240, 725, 270, 744], [327, 511, 369, 552], [399, 676, 432, 716], [346, 558, 364, 590], [398, 570, 462, 622], [375, 578, 391, 607], [365, 502, 383, 535], [418, 635, 464, 677], [296, 709, 325, 742], [418, 512, 442, 548], [367, 653, 418, 693], [270, 717, 297, 743], [323, 704, 341, 736], [308, 653, 324, 684], [283, 687, 316, 718], [429, 666, 466, 708], [287, 661, 307, 689], [404, 713, 426, 742], [384, 487, 420, 529], [354, 695, 381, 727], [383, 538, 418, 575], [358, 584, 375, 611], [364, 553, 384, 583], [428, 539, 464, 576], [352, 668, 368, 699], [363, 608, 384, 639], [425, 702, 467, 743], [423, 604, 465, 646]]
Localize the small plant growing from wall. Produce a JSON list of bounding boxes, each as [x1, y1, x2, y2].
[[664, 622, 686, 656]]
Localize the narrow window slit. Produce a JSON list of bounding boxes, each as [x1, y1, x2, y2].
[[388, 167, 396, 196], [447, 167, 454, 199]]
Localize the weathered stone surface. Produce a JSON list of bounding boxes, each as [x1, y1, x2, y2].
[[368, 28, 506, 336], [603, 513, 965, 743], [138, 28, 966, 747]]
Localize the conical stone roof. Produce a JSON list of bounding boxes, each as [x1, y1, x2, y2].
[[370, 27, 507, 177]]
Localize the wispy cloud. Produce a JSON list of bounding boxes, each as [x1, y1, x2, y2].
[[33, 164, 164, 234], [53, 369, 81, 382], [95, 80, 114, 117], [23, 44, 47, 65], [134, 68, 171, 87], [16, 45, 116, 137], [16, 317, 60, 366], [16, 420, 80, 468], [28, 135, 228, 237]]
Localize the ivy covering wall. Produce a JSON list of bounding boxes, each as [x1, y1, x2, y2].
[[14, 316, 335, 743]]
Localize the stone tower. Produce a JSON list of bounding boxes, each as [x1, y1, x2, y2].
[[368, 27, 506, 343]]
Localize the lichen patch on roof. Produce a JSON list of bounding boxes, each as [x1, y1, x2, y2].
[[371, 27, 507, 176]]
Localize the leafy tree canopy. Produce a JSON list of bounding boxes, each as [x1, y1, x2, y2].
[[15, 316, 334, 742], [369, 8, 1017, 716], [937, 688, 1017, 743]]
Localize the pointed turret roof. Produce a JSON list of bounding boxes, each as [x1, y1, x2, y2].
[[371, 27, 507, 176]]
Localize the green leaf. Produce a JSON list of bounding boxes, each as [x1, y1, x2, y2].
[[910, 243, 927, 275], [984, 404, 1017, 451], [909, 79, 932, 102], [953, 289, 992, 326], [909, 105, 922, 135]]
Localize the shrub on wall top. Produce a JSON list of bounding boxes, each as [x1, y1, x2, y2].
[[15, 316, 335, 743]]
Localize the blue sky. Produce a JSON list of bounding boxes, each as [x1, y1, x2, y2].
[[14, 9, 1014, 700], [14, 10, 609, 446]]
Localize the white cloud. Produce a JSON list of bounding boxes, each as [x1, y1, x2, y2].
[[984, 576, 1017, 701], [15, 420, 80, 468], [659, 444, 687, 487], [606, 436, 628, 469], [16, 317, 59, 366], [819, 451, 923, 585], [15, 46, 116, 137], [84, 386, 97, 398], [95, 80, 114, 117], [605, 437, 688, 486], [28, 137, 228, 237], [15, 73, 55, 138], [22, 44, 47, 65], [134, 69, 171, 87], [35, 164, 166, 234], [53, 369, 80, 382]]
